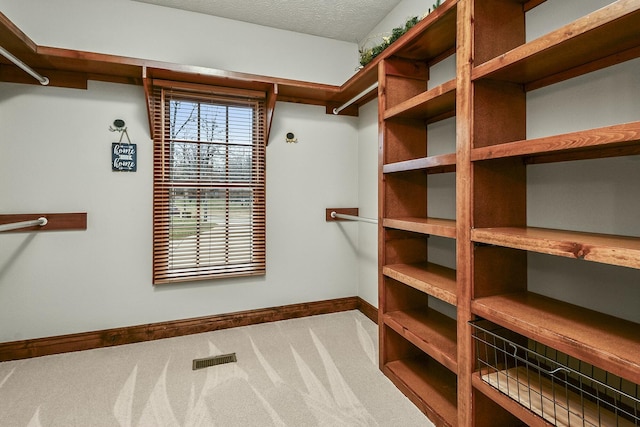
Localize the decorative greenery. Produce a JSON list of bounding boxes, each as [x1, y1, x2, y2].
[[358, 0, 443, 67]]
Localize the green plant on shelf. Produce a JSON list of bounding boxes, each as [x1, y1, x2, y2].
[[358, 0, 443, 68]]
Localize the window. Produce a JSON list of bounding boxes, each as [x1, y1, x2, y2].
[[151, 82, 266, 284]]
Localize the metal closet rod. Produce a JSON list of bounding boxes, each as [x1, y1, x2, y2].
[[332, 82, 378, 115], [0, 217, 48, 232], [330, 211, 377, 224], [0, 46, 49, 85]]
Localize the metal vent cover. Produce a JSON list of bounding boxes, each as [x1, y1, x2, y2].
[[192, 353, 237, 370]]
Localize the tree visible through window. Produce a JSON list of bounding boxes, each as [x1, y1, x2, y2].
[[152, 85, 266, 284]]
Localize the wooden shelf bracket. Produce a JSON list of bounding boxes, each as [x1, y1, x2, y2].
[[0, 213, 87, 233]]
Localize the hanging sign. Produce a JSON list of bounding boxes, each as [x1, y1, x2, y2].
[[110, 119, 137, 172], [112, 143, 137, 171]]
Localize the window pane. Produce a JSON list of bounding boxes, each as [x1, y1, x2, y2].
[[168, 188, 254, 271]]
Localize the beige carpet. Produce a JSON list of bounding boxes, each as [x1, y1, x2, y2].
[[0, 310, 434, 426]]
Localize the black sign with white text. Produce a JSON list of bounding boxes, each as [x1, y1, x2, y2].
[[112, 143, 137, 172]]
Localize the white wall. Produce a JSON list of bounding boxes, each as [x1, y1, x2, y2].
[[356, 100, 378, 308], [0, 0, 358, 86], [526, 63, 640, 322], [360, 0, 432, 50], [525, 0, 640, 323], [0, 81, 360, 342], [0, 1, 361, 342]]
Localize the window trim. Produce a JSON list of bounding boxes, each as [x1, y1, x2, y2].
[[151, 81, 267, 284]]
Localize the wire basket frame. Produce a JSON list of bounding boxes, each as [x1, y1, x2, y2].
[[471, 320, 640, 427]]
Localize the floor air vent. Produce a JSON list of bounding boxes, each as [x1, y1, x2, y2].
[[192, 353, 237, 370]]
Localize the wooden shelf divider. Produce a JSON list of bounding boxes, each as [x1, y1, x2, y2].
[[384, 358, 458, 427], [383, 153, 456, 175], [383, 262, 457, 305], [384, 309, 458, 373], [472, 1, 640, 90], [470, 121, 640, 162], [471, 291, 640, 385], [471, 226, 640, 269], [384, 79, 456, 122], [383, 217, 457, 238]]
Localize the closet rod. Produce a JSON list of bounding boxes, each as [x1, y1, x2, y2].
[[332, 82, 378, 115], [330, 211, 377, 224], [0, 217, 48, 232], [0, 46, 49, 85]]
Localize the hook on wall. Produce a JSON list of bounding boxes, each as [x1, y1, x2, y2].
[[109, 119, 131, 144], [286, 132, 298, 143], [109, 119, 126, 132]]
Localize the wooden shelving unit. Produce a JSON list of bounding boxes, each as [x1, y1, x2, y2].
[[378, 2, 460, 426], [462, 0, 640, 426], [379, 0, 640, 426]]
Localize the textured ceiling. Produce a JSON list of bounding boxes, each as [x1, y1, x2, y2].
[[132, 0, 403, 43]]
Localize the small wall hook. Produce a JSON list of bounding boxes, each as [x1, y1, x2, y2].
[[286, 132, 298, 143], [109, 119, 126, 132]]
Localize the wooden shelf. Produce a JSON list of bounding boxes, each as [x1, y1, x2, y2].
[[384, 79, 456, 123], [470, 121, 640, 163], [477, 367, 636, 427], [382, 0, 458, 63], [384, 309, 458, 373], [471, 291, 640, 384], [471, 226, 640, 269], [473, 372, 568, 427], [472, 0, 640, 90], [0, 12, 372, 115], [383, 153, 456, 175], [384, 358, 458, 427], [384, 217, 456, 238], [383, 262, 457, 305]]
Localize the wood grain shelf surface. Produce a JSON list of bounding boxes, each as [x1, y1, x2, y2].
[[472, 372, 561, 427], [384, 309, 458, 373], [384, 358, 458, 427], [479, 367, 636, 427], [383, 153, 456, 175], [383, 262, 457, 305], [470, 121, 640, 163], [472, 0, 640, 90], [471, 292, 640, 384], [471, 226, 640, 269], [383, 79, 456, 122], [382, 0, 458, 63], [383, 217, 456, 238], [0, 213, 87, 232]]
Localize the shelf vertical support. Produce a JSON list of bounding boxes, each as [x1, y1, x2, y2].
[[455, 1, 474, 426]]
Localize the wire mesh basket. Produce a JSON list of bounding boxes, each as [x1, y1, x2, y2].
[[471, 319, 640, 426]]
